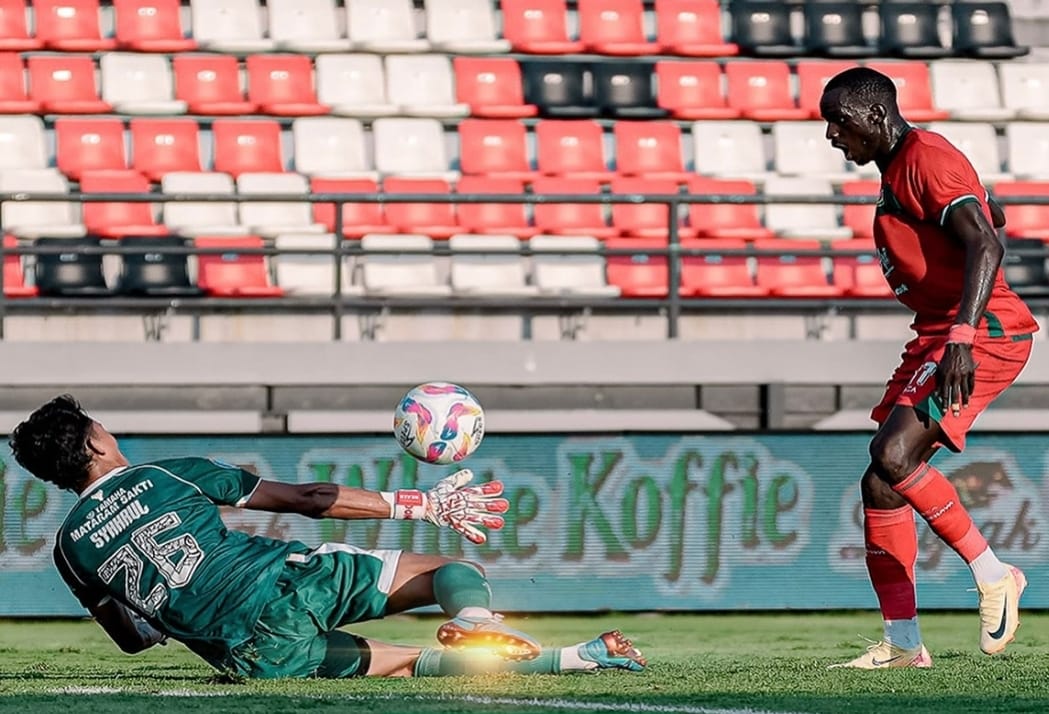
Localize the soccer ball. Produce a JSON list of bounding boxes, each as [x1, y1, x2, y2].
[[393, 382, 485, 465]]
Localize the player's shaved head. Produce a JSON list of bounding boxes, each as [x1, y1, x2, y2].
[[822, 67, 899, 114], [820, 67, 909, 167], [10, 394, 95, 491]]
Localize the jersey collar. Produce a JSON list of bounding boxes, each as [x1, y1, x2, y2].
[[78, 465, 129, 501], [882, 125, 915, 171]]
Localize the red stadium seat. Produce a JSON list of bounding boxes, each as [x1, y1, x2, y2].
[[681, 238, 767, 296], [246, 55, 329, 117], [212, 120, 284, 177], [531, 176, 616, 239], [81, 170, 170, 238], [458, 119, 537, 181], [0, 53, 40, 113], [536, 120, 614, 181], [196, 236, 283, 297], [501, 0, 584, 54], [113, 0, 196, 52], [611, 177, 690, 240], [453, 57, 538, 119], [27, 55, 111, 114], [578, 0, 660, 55], [605, 237, 668, 296], [686, 177, 775, 241], [725, 61, 810, 121], [797, 60, 858, 119], [993, 181, 1049, 240], [130, 118, 202, 182], [613, 121, 691, 181], [866, 61, 950, 122], [2, 234, 36, 297], [311, 177, 391, 239], [832, 239, 893, 298], [383, 177, 458, 239], [0, 0, 42, 49], [754, 239, 842, 297], [173, 54, 257, 116], [655, 61, 740, 120], [55, 118, 128, 180], [456, 176, 535, 238], [35, 0, 116, 51], [655, 0, 738, 57], [841, 180, 880, 240]]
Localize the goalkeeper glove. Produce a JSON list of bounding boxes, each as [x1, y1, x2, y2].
[[382, 469, 508, 544]]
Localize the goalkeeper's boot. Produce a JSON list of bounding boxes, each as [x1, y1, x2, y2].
[[576, 630, 647, 672], [437, 610, 541, 661], [978, 564, 1027, 655], [828, 640, 933, 669]]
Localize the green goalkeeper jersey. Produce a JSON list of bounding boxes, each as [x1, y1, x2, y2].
[[54, 457, 304, 669]]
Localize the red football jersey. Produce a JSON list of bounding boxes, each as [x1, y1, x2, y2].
[[874, 128, 1038, 337]]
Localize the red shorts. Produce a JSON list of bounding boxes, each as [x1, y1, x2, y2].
[[871, 334, 1034, 452]]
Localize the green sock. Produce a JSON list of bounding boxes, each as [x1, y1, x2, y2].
[[413, 647, 561, 676], [432, 562, 492, 616]]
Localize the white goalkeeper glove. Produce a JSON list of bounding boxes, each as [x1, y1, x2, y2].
[[381, 469, 509, 544]]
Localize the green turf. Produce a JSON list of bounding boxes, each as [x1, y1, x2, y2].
[[1, 613, 1048, 714]]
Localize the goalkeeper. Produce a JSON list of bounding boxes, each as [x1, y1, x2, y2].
[[9, 395, 645, 679]]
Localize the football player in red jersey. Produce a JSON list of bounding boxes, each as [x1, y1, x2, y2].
[[819, 67, 1037, 669]]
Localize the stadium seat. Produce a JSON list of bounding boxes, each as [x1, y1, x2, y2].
[[655, 61, 740, 120], [681, 239, 766, 296], [610, 177, 687, 240], [116, 235, 202, 296], [274, 232, 355, 296], [832, 239, 893, 298], [190, 0, 276, 53], [195, 235, 283, 297], [161, 171, 249, 236], [0, 0, 41, 50], [691, 120, 773, 184], [803, 2, 874, 58], [1001, 236, 1049, 296], [383, 177, 458, 239], [879, 3, 950, 59], [33, 236, 110, 296], [359, 233, 450, 295], [0, 115, 48, 170], [655, 0, 738, 57], [27, 55, 111, 114], [458, 119, 536, 180], [54, 118, 128, 181], [592, 62, 668, 119], [292, 117, 375, 179], [449, 233, 538, 296], [385, 55, 469, 118], [130, 118, 203, 181], [992, 181, 1049, 240], [2, 234, 35, 297], [686, 177, 775, 241], [425, 0, 511, 54], [456, 176, 534, 239], [172, 54, 257, 116], [81, 170, 170, 238], [0, 53, 39, 113], [754, 239, 841, 297], [840, 180, 879, 240], [236, 172, 327, 238], [522, 61, 598, 118], [1006, 122, 1049, 180], [928, 122, 1011, 184], [763, 176, 853, 241], [772, 121, 851, 183], [930, 60, 1015, 122], [730, 1, 801, 57], [35, 0, 116, 51], [311, 177, 390, 238], [530, 235, 620, 296], [578, 0, 660, 55], [113, 0, 197, 52], [797, 61, 859, 119], [501, 0, 584, 54], [952, 1, 1028, 59], [212, 119, 285, 177], [605, 238, 668, 296], [267, 0, 353, 53], [999, 63, 1049, 120], [613, 121, 691, 181], [535, 120, 614, 180], [531, 177, 616, 239], [315, 54, 396, 119], [453, 57, 538, 118], [246, 55, 329, 117], [100, 53, 188, 115], [373, 118, 457, 181], [865, 61, 950, 122], [347, 0, 430, 53], [725, 61, 810, 121]]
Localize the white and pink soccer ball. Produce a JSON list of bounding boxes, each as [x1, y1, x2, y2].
[[393, 382, 485, 465]]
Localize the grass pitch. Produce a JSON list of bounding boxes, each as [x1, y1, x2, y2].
[[1, 612, 1048, 714]]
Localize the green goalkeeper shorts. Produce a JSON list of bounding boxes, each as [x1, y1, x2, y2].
[[229, 543, 402, 679]]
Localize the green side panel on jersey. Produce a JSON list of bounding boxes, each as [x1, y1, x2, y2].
[[982, 310, 1006, 338]]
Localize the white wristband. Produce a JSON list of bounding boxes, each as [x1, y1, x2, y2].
[[380, 490, 427, 520]]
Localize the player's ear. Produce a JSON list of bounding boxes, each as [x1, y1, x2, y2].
[[869, 103, 887, 125]]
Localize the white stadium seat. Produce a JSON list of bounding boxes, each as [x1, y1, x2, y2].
[[315, 54, 398, 118], [1006, 122, 1049, 179], [372, 118, 459, 180], [763, 176, 853, 241], [274, 233, 358, 295], [360, 233, 451, 295], [772, 121, 852, 183], [237, 172, 328, 238], [999, 63, 1049, 120], [385, 55, 469, 118], [267, 0, 354, 53], [0, 116, 48, 170], [100, 53, 188, 115], [928, 121, 1012, 184], [162, 172, 249, 236], [691, 120, 774, 184], [930, 60, 1015, 122], [0, 169, 85, 239], [530, 235, 620, 297], [346, 0, 430, 54], [190, 0, 277, 53], [449, 233, 539, 296], [292, 117, 377, 179], [424, 0, 512, 54]]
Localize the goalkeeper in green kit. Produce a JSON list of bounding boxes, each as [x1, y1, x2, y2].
[[9, 395, 645, 680]]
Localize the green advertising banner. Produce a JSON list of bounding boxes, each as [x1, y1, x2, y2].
[[0, 433, 1044, 616]]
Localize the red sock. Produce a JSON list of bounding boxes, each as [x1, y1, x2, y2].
[[892, 462, 989, 563], [865, 506, 918, 620]]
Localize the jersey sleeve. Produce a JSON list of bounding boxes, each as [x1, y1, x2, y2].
[[903, 142, 986, 227], [157, 457, 262, 507], [53, 542, 106, 610]]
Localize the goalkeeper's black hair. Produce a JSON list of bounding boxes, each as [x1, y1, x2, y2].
[[822, 67, 900, 113], [9, 394, 95, 491]]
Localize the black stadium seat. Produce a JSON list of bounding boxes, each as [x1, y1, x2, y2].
[[34, 237, 111, 297], [879, 2, 952, 59], [804, 2, 876, 58], [952, 1, 1029, 59], [730, 1, 803, 57], [1003, 238, 1049, 297], [591, 62, 668, 119], [521, 61, 600, 119], [117, 236, 203, 297]]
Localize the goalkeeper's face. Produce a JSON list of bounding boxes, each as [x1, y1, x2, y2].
[[819, 87, 882, 166]]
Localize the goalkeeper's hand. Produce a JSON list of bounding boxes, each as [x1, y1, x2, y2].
[[383, 469, 509, 544]]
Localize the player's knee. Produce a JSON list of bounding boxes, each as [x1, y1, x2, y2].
[[868, 433, 919, 484]]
